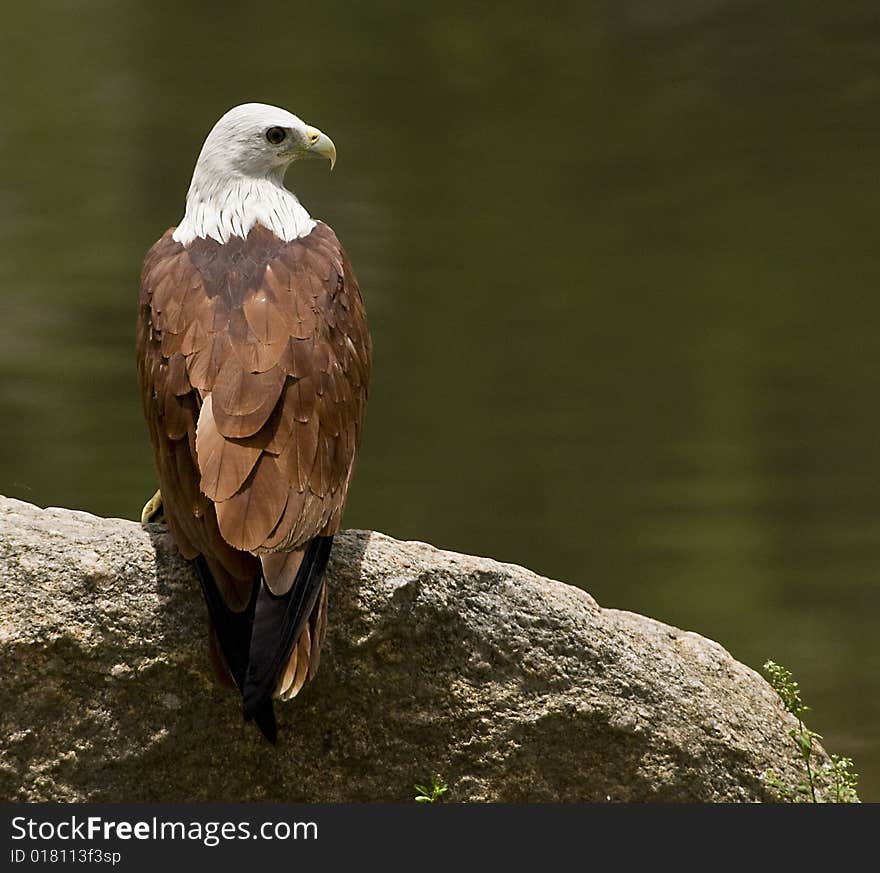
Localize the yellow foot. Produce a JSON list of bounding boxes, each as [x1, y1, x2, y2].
[[141, 489, 165, 525]]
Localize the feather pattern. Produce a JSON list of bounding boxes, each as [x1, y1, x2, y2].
[[136, 220, 371, 735]]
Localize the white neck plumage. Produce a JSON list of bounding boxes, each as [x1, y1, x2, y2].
[[172, 169, 316, 246]]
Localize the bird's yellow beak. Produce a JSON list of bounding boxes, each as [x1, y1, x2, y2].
[[305, 125, 337, 170]]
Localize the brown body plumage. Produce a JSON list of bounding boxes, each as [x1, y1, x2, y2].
[[137, 196, 370, 740]]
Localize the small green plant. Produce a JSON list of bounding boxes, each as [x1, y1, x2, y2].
[[761, 660, 858, 803], [414, 774, 449, 803]]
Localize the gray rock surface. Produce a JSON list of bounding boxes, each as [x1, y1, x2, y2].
[[0, 495, 821, 802]]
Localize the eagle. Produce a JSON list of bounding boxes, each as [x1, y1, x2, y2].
[[136, 103, 372, 742]]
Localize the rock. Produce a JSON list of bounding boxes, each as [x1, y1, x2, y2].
[[0, 495, 824, 802]]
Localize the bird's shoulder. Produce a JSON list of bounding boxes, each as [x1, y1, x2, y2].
[[140, 222, 356, 305]]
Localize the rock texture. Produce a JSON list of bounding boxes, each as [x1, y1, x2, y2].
[[0, 495, 822, 802]]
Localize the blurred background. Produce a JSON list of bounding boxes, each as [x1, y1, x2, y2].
[[1, 0, 878, 799]]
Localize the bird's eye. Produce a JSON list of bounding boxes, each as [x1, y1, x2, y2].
[[265, 126, 287, 145]]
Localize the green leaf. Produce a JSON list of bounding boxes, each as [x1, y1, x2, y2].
[[760, 658, 858, 803]]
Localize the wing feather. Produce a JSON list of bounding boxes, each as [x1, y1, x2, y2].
[[215, 453, 289, 551], [243, 293, 289, 346], [218, 369, 284, 418], [137, 221, 371, 724], [195, 395, 262, 501]]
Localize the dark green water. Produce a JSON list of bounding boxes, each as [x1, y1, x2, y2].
[[1, 0, 878, 799]]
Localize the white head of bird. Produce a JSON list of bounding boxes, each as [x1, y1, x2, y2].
[[173, 102, 337, 247]]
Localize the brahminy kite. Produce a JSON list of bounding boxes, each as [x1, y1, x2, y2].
[[136, 103, 371, 742]]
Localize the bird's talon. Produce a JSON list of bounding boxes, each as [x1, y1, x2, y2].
[[141, 489, 165, 525]]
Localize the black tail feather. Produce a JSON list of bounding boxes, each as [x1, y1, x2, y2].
[[193, 556, 257, 691], [252, 698, 278, 745], [194, 556, 276, 744], [194, 541, 332, 744], [242, 536, 334, 722]]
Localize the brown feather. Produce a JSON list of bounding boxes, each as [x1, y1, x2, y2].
[[163, 389, 192, 442], [179, 317, 208, 357], [260, 380, 298, 454], [262, 487, 307, 551], [260, 548, 305, 596], [275, 414, 319, 494], [213, 358, 284, 417], [215, 454, 288, 551], [195, 395, 262, 501], [167, 352, 190, 396], [243, 293, 289, 347], [279, 336, 315, 379], [137, 221, 371, 704], [276, 643, 298, 699], [308, 583, 328, 679], [290, 626, 311, 696], [212, 390, 280, 439], [187, 331, 233, 391], [278, 626, 311, 701]]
